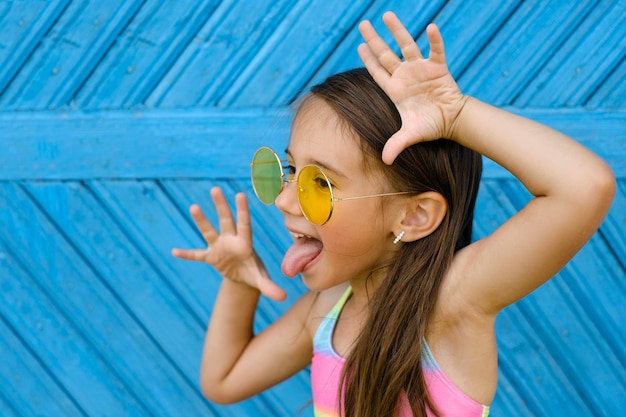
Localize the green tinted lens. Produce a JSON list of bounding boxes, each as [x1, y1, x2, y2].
[[297, 165, 333, 225], [251, 147, 283, 204]]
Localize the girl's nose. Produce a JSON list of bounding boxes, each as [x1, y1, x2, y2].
[[275, 181, 301, 218]]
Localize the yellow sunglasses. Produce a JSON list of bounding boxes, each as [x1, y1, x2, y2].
[[250, 147, 410, 225]]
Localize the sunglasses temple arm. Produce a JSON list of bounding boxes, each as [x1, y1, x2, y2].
[[333, 191, 411, 202]]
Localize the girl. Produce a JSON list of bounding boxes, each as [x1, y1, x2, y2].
[[172, 12, 615, 417]]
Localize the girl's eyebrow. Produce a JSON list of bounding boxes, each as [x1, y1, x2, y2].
[[285, 147, 347, 179]]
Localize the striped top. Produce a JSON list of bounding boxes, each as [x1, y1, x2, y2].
[[311, 286, 490, 417]]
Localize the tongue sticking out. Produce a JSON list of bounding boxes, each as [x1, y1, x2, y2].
[[281, 237, 323, 278]]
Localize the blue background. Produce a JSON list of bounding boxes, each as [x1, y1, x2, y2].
[[0, 1, 624, 416]]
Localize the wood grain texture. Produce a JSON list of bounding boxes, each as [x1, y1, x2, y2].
[[0, 0, 624, 415]]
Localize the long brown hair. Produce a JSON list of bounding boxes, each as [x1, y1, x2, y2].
[[307, 68, 482, 416]]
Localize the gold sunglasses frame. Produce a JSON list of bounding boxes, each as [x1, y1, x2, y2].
[[251, 147, 411, 225]]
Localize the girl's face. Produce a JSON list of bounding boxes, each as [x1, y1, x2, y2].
[[275, 97, 402, 291]]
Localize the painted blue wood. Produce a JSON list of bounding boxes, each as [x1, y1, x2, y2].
[[0, 0, 70, 96], [0, 109, 623, 180], [0, 108, 292, 180], [516, 1, 626, 107], [0, 312, 85, 416], [460, 0, 601, 105], [148, 0, 299, 108], [221, 0, 369, 107], [588, 56, 626, 108], [301, 0, 449, 92], [0, 1, 624, 416], [0, 0, 144, 110], [0, 183, 216, 416], [76, 0, 221, 110], [0, 206, 150, 416]]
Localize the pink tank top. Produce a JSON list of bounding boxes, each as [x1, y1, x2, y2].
[[311, 287, 490, 417]]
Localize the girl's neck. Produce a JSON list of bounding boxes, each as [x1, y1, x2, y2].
[[348, 272, 385, 311]]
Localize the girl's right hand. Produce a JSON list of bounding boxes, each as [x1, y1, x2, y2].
[[358, 12, 467, 164], [172, 187, 287, 302]]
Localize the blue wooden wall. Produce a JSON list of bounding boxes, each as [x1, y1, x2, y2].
[[0, 1, 624, 416]]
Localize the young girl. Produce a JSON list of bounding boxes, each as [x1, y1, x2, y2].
[[172, 12, 615, 417]]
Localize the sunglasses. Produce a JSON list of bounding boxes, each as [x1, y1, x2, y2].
[[250, 146, 410, 225]]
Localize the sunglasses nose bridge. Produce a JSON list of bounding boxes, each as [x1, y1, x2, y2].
[[274, 175, 304, 219]]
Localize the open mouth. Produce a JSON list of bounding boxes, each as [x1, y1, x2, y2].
[[282, 233, 324, 277]]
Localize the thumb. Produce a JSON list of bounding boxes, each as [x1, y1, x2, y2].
[[257, 277, 288, 302], [382, 128, 420, 165]]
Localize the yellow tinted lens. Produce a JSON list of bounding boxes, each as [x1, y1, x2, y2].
[[251, 147, 282, 204], [297, 165, 332, 225]]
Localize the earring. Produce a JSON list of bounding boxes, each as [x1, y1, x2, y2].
[[393, 231, 405, 244]]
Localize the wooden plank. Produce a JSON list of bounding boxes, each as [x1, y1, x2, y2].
[[0, 0, 70, 97], [0, 0, 143, 110], [0, 390, 20, 417], [301, 0, 448, 91], [25, 181, 209, 375], [76, 0, 220, 109], [429, 0, 522, 78], [220, 0, 370, 107], [0, 182, 215, 416], [147, 0, 298, 108], [589, 55, 626, 108], [516, 1, 626, 107], [0, 108, 290, 180], [459, 0, 600, 105], [492, 366, 538, 417], [0, 108, 623, 180], [494, 304, 593, 416], [0, 234, 147, 416], [0, 315, 84, 416], [602, 181, 626, 271]]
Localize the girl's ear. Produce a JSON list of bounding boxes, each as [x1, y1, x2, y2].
[[394, 192, 447, 243]]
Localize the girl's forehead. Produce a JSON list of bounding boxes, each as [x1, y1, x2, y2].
[[289, 98, 361, 160]]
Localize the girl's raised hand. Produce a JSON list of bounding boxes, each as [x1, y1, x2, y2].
[[171, 187, 287, 302], [358, 12, 467, 164]]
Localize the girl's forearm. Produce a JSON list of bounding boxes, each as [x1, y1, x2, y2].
[[452, 98, 614, 203], [200, 277, 260, 402]]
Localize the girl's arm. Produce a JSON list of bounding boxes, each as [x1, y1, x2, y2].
[[172, 188, 313, 403], [449, 98, 615, 314], [200, 278, 314, 403], [358, 13, 615, 315]]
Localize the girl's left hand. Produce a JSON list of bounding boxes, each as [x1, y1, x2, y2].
[[172, 187, 287, 302], [358, 12, 467, 164]]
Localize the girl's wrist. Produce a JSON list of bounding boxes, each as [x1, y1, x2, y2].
[[447, 95, 473, 143], [221, 274, 261, 297]]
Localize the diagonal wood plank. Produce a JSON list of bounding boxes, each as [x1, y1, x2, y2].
[[76, 0, 221, 109], [0, 0, 143, 110], [0, 0, 70, 97]]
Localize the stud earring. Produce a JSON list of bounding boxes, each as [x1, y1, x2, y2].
[[393, 231, 405, 244]]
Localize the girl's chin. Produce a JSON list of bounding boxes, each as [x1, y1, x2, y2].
[[300, 271, 331, 292]]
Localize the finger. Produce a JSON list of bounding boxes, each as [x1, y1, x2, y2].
[[171, 247, 208, 262], [189, 204, 219, 245], [257, 276, 287, 302], [357, 43, 391, 89], [382, 11, 422, 61], [426, 23, 446, 65], [235, 192, 252, 242], [358, 19, 401, 73], [382, 129, 420, 165], [210, 187, 236, 235]]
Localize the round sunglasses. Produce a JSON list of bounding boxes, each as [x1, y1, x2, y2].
[[250, 147, 410, 225]]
